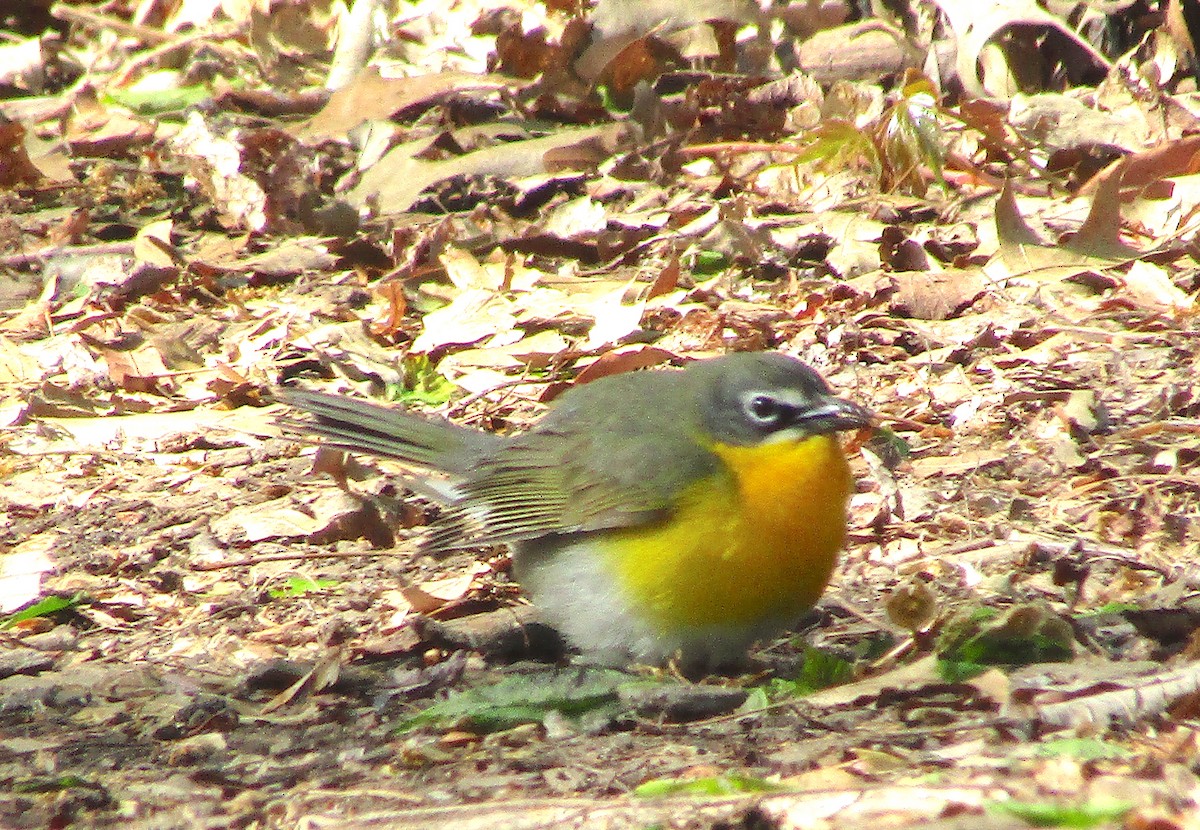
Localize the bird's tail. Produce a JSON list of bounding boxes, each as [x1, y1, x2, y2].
[[277, 388, 496, 475]]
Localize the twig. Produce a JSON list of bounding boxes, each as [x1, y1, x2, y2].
[[0, 241, 136, 270], [51, 4, 175, 44], [190, 549, 408, 571]]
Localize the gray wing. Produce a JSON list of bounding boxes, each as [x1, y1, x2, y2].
[[424, 378, 722, 552]]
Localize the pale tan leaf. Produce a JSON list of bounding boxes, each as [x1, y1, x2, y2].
[[0, 532, 58, 613]]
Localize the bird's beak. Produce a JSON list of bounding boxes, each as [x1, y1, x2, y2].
[[802, 396, 875, 434]]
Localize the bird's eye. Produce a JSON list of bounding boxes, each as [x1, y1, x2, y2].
[[744, 394, 785, 425]]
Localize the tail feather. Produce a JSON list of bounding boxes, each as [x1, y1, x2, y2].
[[277, 388, 496, 474]]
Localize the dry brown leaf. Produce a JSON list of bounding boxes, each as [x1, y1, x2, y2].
[[1015, 662, 1200, 729], [98, 343, 172, 394], [133, 220, 178, 268], [235, 238, 338, 277], [0, 119, 43, 188], [931, 0, 1110, 98], [1080, 135, 1200, 195], [910, 449, 1006, 479], [63, 88, 156, 157], [803, 655, 942, 707], [572, 345, 678, 385], [411, 288, 519, 353], [171, 112, 268, 232], [990, 173, 1140, 284], [402, 573, 477, 614], [889, 269, 987, 320], [754, 786, 1002, 828], [261, 646, 348, 713], [350, 124, 625, 214], [591, 0, 759, 39], [797, 23, 916, 84], [296, 68, 512, 141], [1120, 260, 1195, 314], [1009, 93, 1151, 154], [211, 501, 323, 543]]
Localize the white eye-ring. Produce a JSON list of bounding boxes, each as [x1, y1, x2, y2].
[[743, 393, 785, 425]]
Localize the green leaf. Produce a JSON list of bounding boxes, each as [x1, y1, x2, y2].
[[986, 798, 1133, 828], [634, 774, 783, 798], [0, 594, 84, 629], [690, 251, 729, 275], [874, 75, 948, 195], [397, 668, 628, 733], [883, 92, 945, 185], [865, 426, 911, 468], [851, 631, 898, 662], [13, 775, 93, 793], [390, 354, 457, 407], [1031, 738, 1131, 761], [935, 658, 988, 683], [937, 604, 1075, 670], [740, 686, 771, 713], [1077, 602, 1138, 616], [796, 645, 853, 690], [268, 576, 338, 598], [106, 84, 210, 115], [751, 646, 853, 701], [793, 120, 880, 175], [102, 70, 213, 115]]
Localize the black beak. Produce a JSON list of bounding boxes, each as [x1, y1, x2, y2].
[[801, 396, 875, 434]]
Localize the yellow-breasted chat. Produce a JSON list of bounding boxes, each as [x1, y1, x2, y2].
[[280, 352, 873, 671]]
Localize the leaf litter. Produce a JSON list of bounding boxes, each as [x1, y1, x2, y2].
[[2, 0, 1200, 829]]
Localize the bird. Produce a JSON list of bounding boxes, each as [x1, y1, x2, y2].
[[279, 352, 873, 672]]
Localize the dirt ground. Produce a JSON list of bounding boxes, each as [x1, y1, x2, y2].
[[4, 317, 1200, 829], [5, 0, 1200, 827]]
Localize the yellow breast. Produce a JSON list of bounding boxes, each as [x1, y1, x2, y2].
[[599, 434, 853, 631]]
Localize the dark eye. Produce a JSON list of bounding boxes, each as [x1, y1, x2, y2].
[[744, 394, 785, 425]]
